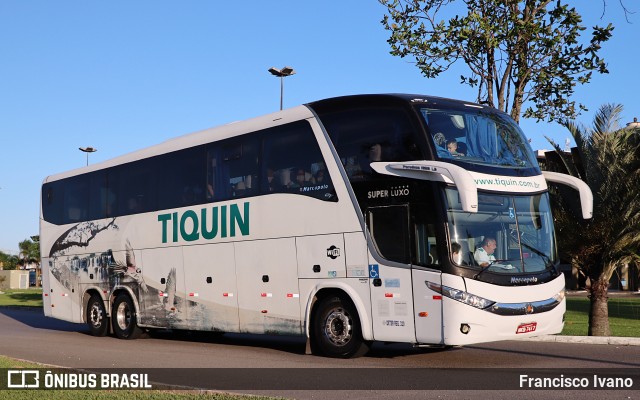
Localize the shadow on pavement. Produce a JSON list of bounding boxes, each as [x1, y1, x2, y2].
[[0, 306, 88, 333]]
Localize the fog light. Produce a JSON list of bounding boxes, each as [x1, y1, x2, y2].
[[460, 323, 470, 334]]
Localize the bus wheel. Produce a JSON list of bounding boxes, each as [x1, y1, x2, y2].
[[112, 293, 142, 340], [312, 295, 369, 358], [87, 294, 109, 337]]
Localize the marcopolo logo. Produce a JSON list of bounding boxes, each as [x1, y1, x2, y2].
[[158, 202, 250, 243], [510, 276, 538, 284], [326, 245, 341, 259]]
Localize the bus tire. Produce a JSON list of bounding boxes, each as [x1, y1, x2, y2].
[[312, 295, 369, 358], [87, 294, 109, 337], [112, 293, 143, 340]]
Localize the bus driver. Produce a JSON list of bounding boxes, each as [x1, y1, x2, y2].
[[474, 237, 497, 267]]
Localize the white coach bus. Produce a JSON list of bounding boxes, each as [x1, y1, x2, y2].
[[40, 94, 592, 358]]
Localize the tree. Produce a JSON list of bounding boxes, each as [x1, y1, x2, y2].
[[380, 0, 613, 123], [18, 236, 41, 287], [601, 0, 635, 22], [546, 104, 640, 336], [0, 251, 19, 270], [18, 237, 40, 267]]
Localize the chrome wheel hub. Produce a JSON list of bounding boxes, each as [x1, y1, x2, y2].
[[116, 302, 131, 330], [89, 303, 103, 327], [324, 308, 352, 346]]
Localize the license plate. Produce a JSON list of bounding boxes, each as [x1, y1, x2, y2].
[[516, 322, 537, 334]]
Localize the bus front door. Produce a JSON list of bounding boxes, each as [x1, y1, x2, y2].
[[366, 205, 416, 342]]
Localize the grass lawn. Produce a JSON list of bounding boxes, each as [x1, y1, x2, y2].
[[561, 295, 640, 337], [0, 355, 279, 399], [0, 288, 43, 307]]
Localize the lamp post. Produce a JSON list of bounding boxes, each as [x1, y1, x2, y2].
[[79, 147, 97, 166], [268, 66, 296, 110]]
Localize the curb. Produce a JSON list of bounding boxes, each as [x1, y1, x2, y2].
[[519, 335, 640, 346]]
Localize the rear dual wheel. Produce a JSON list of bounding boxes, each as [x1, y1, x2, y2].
[[87, 294, 109, 337], [112, 293, 143, 340]]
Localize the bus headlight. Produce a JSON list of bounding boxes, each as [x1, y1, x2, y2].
[[426, 281, 495, 310], [553, 289, 565, 302]]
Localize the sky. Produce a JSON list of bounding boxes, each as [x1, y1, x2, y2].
[[0, 1, 638, 254]]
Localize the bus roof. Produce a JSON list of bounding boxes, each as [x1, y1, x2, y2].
[[43, 93, 489, 184], [308, 93, 490, 114], [43, 105, 313, 183]]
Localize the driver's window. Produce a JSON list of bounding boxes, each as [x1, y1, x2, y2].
[[411, 204, 441, 267]]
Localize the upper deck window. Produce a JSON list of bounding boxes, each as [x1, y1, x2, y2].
[[42, 120, 336, 225], [320, 107, 423, 181], [419, 107, 538, 170]]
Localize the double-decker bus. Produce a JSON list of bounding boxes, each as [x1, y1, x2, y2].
[[40, 94, 592, 358]]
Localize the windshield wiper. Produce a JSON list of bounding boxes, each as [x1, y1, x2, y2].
[[520, 242, 556, 273], [488, 259, 512, 267], [473, 259, 513, 279]]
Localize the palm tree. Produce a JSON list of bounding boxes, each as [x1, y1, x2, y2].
[[18, 237, 41, 287], [18, 238, 39, 265], [546, 104, 640, 336]]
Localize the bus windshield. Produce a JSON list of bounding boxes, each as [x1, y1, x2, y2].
[[445, 188, 557, 274], [418, 107, 538, 169]]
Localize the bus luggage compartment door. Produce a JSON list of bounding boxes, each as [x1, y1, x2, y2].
[[139, 247, 187, 329], [182, 243, 240, 333], [42, 257, 75, 323], [235, 238, 302, 335]]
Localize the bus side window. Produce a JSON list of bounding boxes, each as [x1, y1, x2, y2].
[[412, 203, 441, 267], [158, 146, 207, 209], [88, 171, 108, 220], [220, 137, 258, 200], [42, 182, 63, 225], [321, 107, 424, 182], [207, 145, 222, 200], [261, 120, 336, 201], [63, 175, 89, 224], [115, 158, 157, 216], [414, 224, 440, 267], [367, 205, 410, 264]]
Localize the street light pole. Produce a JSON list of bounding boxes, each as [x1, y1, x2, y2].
[[268, 66, 296, 110], [79, 147, 97, 166], [279, 75, 284, 111]]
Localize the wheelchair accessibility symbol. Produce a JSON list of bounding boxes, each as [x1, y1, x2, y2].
[[369, 264, 380, 279]]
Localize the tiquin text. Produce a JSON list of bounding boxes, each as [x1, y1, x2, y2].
[[157, 202, 250, 243]]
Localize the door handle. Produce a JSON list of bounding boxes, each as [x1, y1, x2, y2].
[[372, 278, 382, 287]]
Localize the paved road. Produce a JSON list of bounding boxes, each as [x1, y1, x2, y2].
[[1, 307, 638, 399]]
